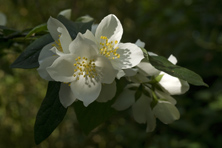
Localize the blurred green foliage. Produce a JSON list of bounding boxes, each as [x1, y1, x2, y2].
[[0, 0, 222, 147]]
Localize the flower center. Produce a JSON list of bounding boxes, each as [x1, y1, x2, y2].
[[99, 36, 120, 59], [52, 35, 63, 52], [73, 56, 98, 80]]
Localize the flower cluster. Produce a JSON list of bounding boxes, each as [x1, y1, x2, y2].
[[112, 40, 190, 131], [37, 14, 144, 107], [37, 13, 190, 132]]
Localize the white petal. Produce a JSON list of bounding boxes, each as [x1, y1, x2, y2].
[[146, 110, 156, 132], [148, 52, 158, 56], [47, 54, 76, 82], [37, 56, 58, 81], [38, 43, 54, 62], [116, 70, 125, 79], [159, 72, 190, 95], [168, 54, 177, 65], [135, 39, 145, 48], [155, 90, 177, 105], [153, 101, 180, 124], [137, 61, 160, 76], [96, 81, 116, 102], [91, 24, 98, 35], [57, 27, 72, 53], [94, 55, 117, 84], [69, 33, 98, 56], [70, 76, 101, 107], [47, 17, 64, 40], [112, 87, 135, 111], [132, 94, 152, 124], [58, 9, 71, 20], [50, 46, 67, 56], [95, 14, 123, 44], [59, 83, 76, 108], [124, 68, 138, 76], [83, 30, 98, 46], [116, 68, 138, 79], [113, 43, 144, 70], [128, 73, 150, 83]]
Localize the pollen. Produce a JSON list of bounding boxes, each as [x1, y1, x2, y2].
[[73, 56, 98, 81], [52, 35, 63, 52], [99, 36, 120, 60]]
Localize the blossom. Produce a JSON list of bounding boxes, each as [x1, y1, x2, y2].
[[112, 84, 180, 132], [137, 55, 190, 95], [46, 33, 118, 107], [37, 17, 72, 81], [134, 39, 190, 95], [82, 14, 144, 72], [37, 17, 75, 107]]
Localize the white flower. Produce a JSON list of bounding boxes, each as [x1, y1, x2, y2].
[[46, 33, 118, 107], [112, 84, 180, 132], [37, 17, 72, 81], [82, 14, 144, 71], [137, 54, 190, 95]]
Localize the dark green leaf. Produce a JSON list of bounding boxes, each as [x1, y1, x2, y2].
[[26, 23, 47, 38], [73, 100, 116, 134], [11, 34, 53, 69], [149, 55, 208, 87], [34, 81, 67, 145], [57, 15, 93, 40]]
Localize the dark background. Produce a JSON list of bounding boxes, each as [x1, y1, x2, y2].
[[0, 0, 222, 147]]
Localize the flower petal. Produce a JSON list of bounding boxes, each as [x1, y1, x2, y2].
[[37, 56, 58, 81], [155, 90, 177, 105], [168, 54, 177, 65], [159, 72, 190, 95], [95, 14, 123, 44], [70, 76, 101, 107], [112, 87, 136, 111], [57, 27, 72, 53], [132, 94, 152, 124], [112, 43, 144, 70], [38, 43, 54, 62], [58, 9, 71, 20], [59, 83, 76, 108], [146, 109, 156, 132], [137, 60, 160, 76], [47, 54, 76, 82], [83, 30, 98, 45], [135, 39, 145, 48], [47, 17, 65, 40], [96, 81, 116, 102], [94, 55, 117, 84], [153, 101, 180, 124], [69, 33, 98, 56]]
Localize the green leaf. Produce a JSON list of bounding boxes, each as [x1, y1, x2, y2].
[[57, 15, 93, 40], [34, 81, 67, 145], [11, 34, 53, 69], [25, 23, 47, 38], [73, 100, 116, 134], [149, 55, 208, 87]]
